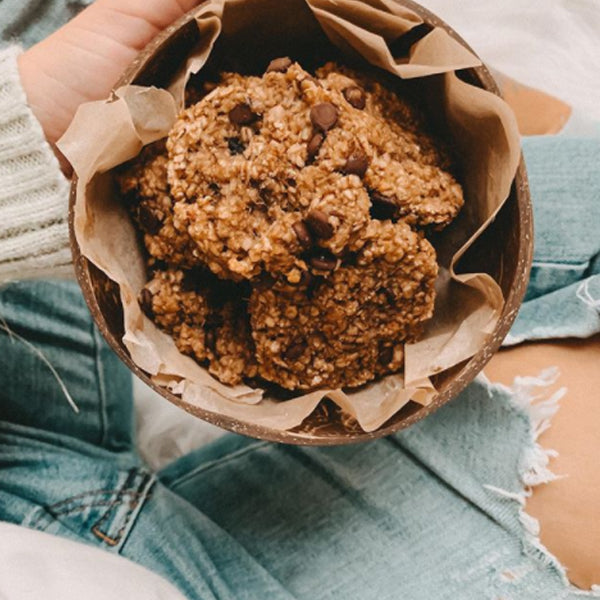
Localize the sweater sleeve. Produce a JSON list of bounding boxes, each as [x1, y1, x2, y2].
[[0, 45, 72, 283]]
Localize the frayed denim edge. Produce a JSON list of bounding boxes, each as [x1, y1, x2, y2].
[[477, 370, 600, 596]]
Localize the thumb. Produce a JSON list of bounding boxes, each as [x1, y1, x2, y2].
[[18, 0, 202, 143]]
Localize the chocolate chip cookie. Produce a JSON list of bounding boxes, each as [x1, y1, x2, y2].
[[140, 268, 257, 385], [116, 141, 197, 267], [249, 220, 438, 389]]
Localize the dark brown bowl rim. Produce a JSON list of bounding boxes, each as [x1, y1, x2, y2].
[[68, 0, 533, 446]]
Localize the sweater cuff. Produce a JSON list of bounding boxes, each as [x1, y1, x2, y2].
[[0, 45, 72, 282]]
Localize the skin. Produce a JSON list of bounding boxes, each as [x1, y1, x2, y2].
[[492, 70, 572, 136], [486, 337, 600, 590], [16, 4, 599, 589], [18, 0, 203, 145]]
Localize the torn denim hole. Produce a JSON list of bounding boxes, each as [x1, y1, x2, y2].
[[480, 369, 600, 597]]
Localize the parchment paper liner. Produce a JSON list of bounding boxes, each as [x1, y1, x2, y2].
[[59, 0, 520, 433]]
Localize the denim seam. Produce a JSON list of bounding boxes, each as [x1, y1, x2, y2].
[[24, 489, 149, 529], [91, 470, 155, 548], [51, 500, 123, 518], [49, 492, 150, 517], [90, 322, 108, 448], [91, 499, 137, 547], [43, 488, 126, 510], [531, 260, 589, 270], [168, 441, 270, 490]]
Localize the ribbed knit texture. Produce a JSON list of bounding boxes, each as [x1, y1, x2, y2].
[[0, 45, 71, 282]]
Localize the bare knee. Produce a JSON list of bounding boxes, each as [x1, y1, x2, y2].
[[486, 337, 600, 589]]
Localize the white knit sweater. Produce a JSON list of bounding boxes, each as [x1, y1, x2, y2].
[[0, 46, 72, 283]]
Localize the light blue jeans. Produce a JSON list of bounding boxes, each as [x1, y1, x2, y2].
[[0, 134, 599, 599]]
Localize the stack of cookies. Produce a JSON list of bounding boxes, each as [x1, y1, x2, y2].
[[117, 59, 464, 390]]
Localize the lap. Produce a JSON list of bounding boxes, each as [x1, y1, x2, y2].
[[148, 381, 575, 599], [0, 280, 591, 599], [0, 280, 141, 529]]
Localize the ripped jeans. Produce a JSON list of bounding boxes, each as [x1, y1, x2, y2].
[[0, 134, 599, 599]]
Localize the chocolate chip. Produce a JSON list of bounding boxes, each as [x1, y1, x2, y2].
[[122, 188, 139, 208], [138, 205, 162, 234], [292, 221, 313, 248], [309, 253, 337, 271], [204, 328, 217, 353], [205, 313, 224, 329], [139, 288, 154, 318], [369, 191, 398, 220], [229, 103, 259, 126], [286, 177, 297, 187], [310, 102, 338, 132], [378, 344, 394, 366], [266, 57, 292, 73], [253, 273, 276, 292], [208, 182, 221, 194], [306, 132, 325, 162], [343, 150, 369, 177], [227, 136, 245, 155], [284, 341, 306, 361], [305, 210, 334, 239], [378, 287, 396, 305], [343, 86, 366, 110]]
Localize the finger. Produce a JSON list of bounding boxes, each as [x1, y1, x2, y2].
[[97, 0, 203, 32]]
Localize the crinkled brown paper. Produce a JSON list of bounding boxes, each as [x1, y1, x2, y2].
[[58, 0, 520, 433]]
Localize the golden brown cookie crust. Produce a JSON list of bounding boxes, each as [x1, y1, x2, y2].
[[249, 220, 438, 390], [140, 268, 257, 385]]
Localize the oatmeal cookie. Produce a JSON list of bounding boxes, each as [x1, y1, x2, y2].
[[315, 63, 463, 227], [166, 59, 462, 281], [117, 141, 197, 267], [139, 268, 257, 385], [249, 220, 438, 390]]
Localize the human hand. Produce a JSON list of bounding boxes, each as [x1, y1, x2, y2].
[[18, 0, 202, 146]]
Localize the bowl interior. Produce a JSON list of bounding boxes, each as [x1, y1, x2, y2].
[[69, 0, 533, 445]]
